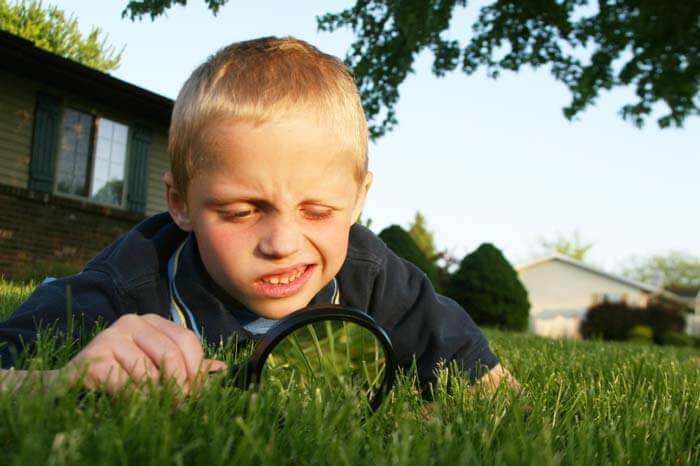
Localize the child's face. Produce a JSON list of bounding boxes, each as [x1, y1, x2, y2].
[[167, 111, 371, 319]]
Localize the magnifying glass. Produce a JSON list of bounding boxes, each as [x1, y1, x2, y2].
[[229, 304, 397, 411]]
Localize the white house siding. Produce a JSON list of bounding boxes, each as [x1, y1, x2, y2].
[[687, 314, 700, 337], [518, 260, 649, 339]]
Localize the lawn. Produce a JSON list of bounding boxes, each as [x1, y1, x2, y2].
[[1, 279, 699, 466]]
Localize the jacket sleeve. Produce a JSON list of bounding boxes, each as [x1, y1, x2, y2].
[[348, 230, 499, 385], [0, 270, 123, 369]]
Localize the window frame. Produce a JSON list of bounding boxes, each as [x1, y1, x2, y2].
[[52, 105, 133, 210]]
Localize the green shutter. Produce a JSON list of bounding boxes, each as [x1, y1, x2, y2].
[[29, 93, 61, 192], [126, 126, 152, 213]]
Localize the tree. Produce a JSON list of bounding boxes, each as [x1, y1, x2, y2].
[[537, 229, 593, 261], [378, 224, 441, 291], [445, 243, 530, 331], [318, 0, 700, 138], [0, 0, 123, 72], [622, 251, 700, 289], [122, 1, 700, 139], [407, 211, 437, 261], [122, 0, 228, 21]]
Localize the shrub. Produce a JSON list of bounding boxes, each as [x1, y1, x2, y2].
[[444, 243, 530, 331], [647, 303, 687, 342], [580, 302, 644, 341], [628, 325, 654, 344], [658, 332, 695, 348], [580, 301, 688, 343], [378, 225, 441, 291]]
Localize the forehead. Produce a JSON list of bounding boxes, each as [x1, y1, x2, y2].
[[191, 115, 359, 203]]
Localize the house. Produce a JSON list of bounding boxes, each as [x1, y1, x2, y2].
[[666, 286, 700, 336], [0, 30, 173, 278], [516, 253, 692, 339]]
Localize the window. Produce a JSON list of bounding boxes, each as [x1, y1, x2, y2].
[[54, 108, 129, 207], [30, 93, 151, 214], [591, 292, 628, 305]]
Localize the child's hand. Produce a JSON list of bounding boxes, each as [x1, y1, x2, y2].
[[475, 364, 521, 394], [63, 313, 226, 395]]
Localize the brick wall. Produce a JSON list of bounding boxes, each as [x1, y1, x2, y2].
[[0, 184, 146, 279]]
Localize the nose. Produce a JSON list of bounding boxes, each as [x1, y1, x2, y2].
[[257, 214, 303, 259]]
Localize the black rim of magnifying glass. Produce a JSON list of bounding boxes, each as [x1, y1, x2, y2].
[[244, 304, 397, 411]]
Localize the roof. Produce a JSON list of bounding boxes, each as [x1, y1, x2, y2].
[[516, 253, 690, 306], [0, 29, 173, 126], [665, 286, 700, 299]]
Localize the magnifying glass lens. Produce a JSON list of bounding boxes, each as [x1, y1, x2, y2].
[[260, 320, 387, 405]]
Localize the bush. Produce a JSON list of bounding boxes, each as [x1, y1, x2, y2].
[[378, 225, 441, 291], [580, 302, 644, 341], [647, 303, 687, 341], [659, 332, 696, 348], [444, 243, 530, 331], [580, 301, 688, 343], [628, 325, 654, 344]]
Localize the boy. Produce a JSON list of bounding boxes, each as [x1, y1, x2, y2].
[[0, 37, 517, 394]]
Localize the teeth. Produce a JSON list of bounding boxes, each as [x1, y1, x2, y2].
[[262, 266, 306, 285]]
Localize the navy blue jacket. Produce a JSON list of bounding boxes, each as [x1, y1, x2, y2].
[[0, 213, 498, 383]]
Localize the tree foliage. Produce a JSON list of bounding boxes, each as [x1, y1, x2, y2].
[[378, 224, 441, 291], [537, 229, 593, 261], [0, 0, 123, 72], [122, 0, 228, 21], [622, 251, 700, 290], [318, 0, 699, 139], [445, 243, 530, 331], [407, 211, 437, 261], [121, 1, 700, 138]]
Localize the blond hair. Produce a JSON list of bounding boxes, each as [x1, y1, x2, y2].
[[168, 36, 368, 194]]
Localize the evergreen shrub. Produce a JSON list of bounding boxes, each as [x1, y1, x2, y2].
[[378, 225, 441, 291], [444, 243, 530, 331]]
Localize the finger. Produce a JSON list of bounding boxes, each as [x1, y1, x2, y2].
[[140, 314, 204, 386], [102, 363, 132, 395], [202, 359, 227, 373], [128, 321, 190, 388], [83, 360, 130, 395], [191, 359, 228, 393], [112, 340, 160, 385]]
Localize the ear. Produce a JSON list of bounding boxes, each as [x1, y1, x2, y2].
[[351, 171, 373, 223], [164, 171, 193, 231]]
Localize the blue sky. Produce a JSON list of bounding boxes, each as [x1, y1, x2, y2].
[[53, 0, 699, 272]]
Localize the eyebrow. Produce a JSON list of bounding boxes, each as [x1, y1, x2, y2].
[[204, 196, 341, 209], [203, 195, 258, 207]]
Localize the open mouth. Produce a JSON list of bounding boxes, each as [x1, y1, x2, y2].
[[253, 264, 315, 298], [260, 265, 308, 285]]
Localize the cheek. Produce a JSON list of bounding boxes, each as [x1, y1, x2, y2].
[[195, 222, 251, 271], [305, 217, 353, 260]]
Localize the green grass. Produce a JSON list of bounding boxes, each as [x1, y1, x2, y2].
[[1, 278, 699, 466]]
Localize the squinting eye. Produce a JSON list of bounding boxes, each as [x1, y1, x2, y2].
[[302, 207, 333, 220], [220, 208, 257, 220]]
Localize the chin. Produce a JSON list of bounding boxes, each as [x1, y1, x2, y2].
[[251, 298, 310, 320]]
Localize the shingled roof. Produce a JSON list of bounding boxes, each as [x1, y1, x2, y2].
[[0, 29, 173, 125]]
